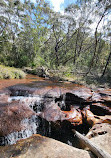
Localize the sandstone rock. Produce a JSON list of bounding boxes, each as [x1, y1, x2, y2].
[[39, 102, 62, 122], [0, 134, 92, 158], [9, 85, 37, 96], [0, 89, 11, 104], [38, 102, 83, 126], [86, 123, 111, 155], [61, 107, 83, 126], [91, 92, 102, 102], [0, 101, 36, 136], [91, 103, 111, 115], [9, 82, 92, 103], [82, 110, 103, 126], [97, 88, 111, 102]]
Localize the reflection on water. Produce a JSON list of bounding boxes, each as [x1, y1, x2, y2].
[[0, 75, 44, 90], [0, 74, 85, 91]]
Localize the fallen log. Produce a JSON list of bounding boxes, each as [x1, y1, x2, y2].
[[72, 129, 111, 158]]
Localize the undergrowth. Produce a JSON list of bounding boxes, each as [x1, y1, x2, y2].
[[0, 65, 26, 79]]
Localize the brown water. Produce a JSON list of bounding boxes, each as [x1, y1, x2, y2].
[[0, 75, 45, 90], [0, 74, 86, 91]]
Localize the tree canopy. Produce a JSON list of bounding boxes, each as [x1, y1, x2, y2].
[[0, 0, 111, 77]]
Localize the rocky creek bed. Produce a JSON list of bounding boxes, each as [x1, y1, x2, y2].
[[0, 75, 111, 158]]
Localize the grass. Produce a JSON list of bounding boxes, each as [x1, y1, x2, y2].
[[0, 65, 26, 79], [48, 67, 111, 89], [64, 73, 111, 89]]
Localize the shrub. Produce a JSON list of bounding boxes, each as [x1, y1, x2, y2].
[[0, 65, 26, 79]]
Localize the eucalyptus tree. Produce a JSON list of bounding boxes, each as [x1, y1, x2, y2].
[[0, 0, 52, 67], [17, 0, 52, 67], [0, 0, 25, 66], [86, 0, 111, 75], [62, 0, 111, 75], [42, 2, 95, 69]]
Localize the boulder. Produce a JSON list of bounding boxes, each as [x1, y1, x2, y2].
[[0, 134, 92, 158], [0, 101, 38, 145]]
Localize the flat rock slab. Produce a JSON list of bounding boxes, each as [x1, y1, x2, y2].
[[97, 88, 111, 102], [9, 82, 92, 102], [87, 123, 111, 155], [0, 134, 91, 158]]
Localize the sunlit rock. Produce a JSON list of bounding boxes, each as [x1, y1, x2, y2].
[[0, 134, 91, 158], [86, 123, 111, 155], [97, 88, 111, 102]]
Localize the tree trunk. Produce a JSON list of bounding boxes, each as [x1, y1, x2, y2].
[[101, 41, 111, 77], [86, 9, 107, 75]]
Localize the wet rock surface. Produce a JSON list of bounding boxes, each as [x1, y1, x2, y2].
[[0, 75, 111, 157], [8, 82, 92, 101], [0, 134, 91, 158], [0, 89, 11, 104], [0, 101, 36, 136]]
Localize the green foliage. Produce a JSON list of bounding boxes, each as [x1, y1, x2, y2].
[[0, 0, 111, 81], [0, 65, 26, 79]]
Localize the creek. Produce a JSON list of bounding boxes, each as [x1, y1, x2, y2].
[[0, 75, 111, 148]]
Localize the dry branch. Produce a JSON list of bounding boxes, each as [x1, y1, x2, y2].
[[72, 129, 111, 158]]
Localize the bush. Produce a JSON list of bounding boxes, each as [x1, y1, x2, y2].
[[0, 65, 26, 79]]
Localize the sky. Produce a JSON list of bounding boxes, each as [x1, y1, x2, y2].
[[46, 0, 77, 13], [31, 0, 77, 13]]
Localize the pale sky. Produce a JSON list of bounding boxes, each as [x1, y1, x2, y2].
[[49, 0, 64, 12], [46, 0, 76, 13], [31, 0, 76, 13]]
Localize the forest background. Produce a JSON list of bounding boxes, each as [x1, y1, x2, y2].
[[0, 0, 111, 87]]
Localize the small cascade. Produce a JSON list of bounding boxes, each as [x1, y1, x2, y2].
[[61, 94, 66, 110], [0, 115, 39, 146], [1, 90, 90, 148], [8, 95, 42, 104], [48, 122, 51, 137], [29, 100, 44, 113], [8, 95, 44, 114]]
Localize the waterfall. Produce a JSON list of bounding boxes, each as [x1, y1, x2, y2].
[[8, 95, 42, 104], [0, 115, 39, 146], [48, 121, 51, 136], [60, 94, 66, 110]]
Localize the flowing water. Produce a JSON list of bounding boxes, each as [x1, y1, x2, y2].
[[0, 115, 38, 145], [0, 75, 89, 147]]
